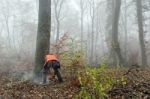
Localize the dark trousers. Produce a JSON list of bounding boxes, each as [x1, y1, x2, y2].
[[43, 61, 63, 83]]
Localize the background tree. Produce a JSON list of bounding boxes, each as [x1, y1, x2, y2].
[[53, 0, 65, 54], [121, 0, 128, 64], [88, 0, 95, 65], [79, 0, 87, 50], [34, 0, 51, 75], [136, 0, 148, 66], [106, 0, 115, 66], [108, 0, 124, 66]]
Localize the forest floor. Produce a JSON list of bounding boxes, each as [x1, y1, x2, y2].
[[0, 67, 150, 99], [107, 67, 150, 99], [0, 70, 79, 99]]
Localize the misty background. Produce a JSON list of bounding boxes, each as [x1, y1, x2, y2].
[[0, 0, 150, 72]]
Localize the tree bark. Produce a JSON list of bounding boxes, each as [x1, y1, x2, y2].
[[34, 0, 51, 75]]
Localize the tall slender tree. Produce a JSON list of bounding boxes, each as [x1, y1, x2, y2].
[[80, 0, 87, 50], [34, 0, 51, 75], [88, 0, 95, 65], [106, 0, 114, 65], [106, 0, 124, 66], [80, 0, 84, 50], [124, 0, 128, 64], [136, 0, 148, 66], [53, 0, 64, 54], [112, 0, 124, 66]]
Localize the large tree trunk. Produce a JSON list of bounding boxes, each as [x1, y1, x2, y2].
[[111, 0, 124, 66], [34, 0, 51, 75], [136, 0, 148, 66]]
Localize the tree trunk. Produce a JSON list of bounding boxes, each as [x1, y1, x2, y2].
[[56, 19, 60, 54], [34, 0, 51, 75], [111, 0, 124, 66], [136, 0, 148, 66], [106, 0, 115, 66], [91, 16, 94, 65], [4, 15, 11, 48], [53, 0, 64, 55], [80, 0, 84, 50], [124, 0, 128, 65], [95, 5, 99, 66], [89, 0, 95, 65]]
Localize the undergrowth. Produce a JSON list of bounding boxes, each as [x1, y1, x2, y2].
[[76, 65, 127, 99]]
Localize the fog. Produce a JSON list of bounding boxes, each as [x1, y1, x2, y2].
[[0, 0, 150, 74]]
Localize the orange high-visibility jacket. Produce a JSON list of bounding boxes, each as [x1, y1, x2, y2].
[[44, 54, 58, 66]]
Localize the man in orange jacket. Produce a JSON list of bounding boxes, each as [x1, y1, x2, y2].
[[43, 54, 63, 84]]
